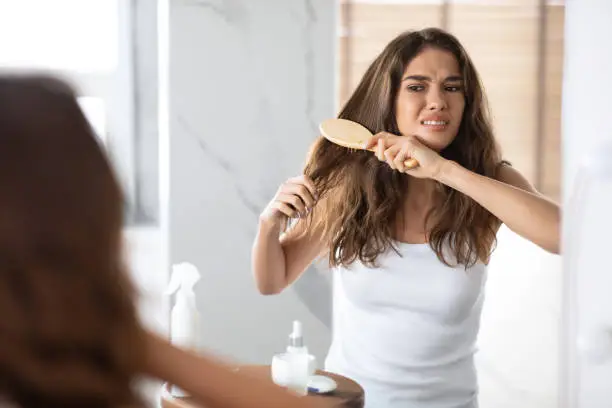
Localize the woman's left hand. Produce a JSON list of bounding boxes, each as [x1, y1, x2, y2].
[[364, 132, 448, 180]]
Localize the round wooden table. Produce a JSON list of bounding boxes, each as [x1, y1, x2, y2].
[[160, 365, 364, 408]]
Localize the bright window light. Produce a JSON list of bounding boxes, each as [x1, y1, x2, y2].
[[0, 0, 118, 72]]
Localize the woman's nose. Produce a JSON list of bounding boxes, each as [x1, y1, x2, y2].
[[427, 89, 447, 111]]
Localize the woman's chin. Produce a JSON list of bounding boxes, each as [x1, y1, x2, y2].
[[415, 135, 452, 152], [398, 129, 456, 152]]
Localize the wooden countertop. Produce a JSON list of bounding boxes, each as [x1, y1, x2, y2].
[[160, 365, 364, 408]]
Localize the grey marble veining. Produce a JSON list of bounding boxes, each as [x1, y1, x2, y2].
[[184, 0, 249, 27], [168, 0, 336, 364]]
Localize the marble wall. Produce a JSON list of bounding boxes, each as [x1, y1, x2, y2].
[[167, 0, 337, 364]]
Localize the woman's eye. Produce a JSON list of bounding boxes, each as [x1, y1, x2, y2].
[[407, 85, 425, 92], [445, 85, 462, 92]]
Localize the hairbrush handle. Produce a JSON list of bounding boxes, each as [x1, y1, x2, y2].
[[403, 158, 419, 169], [365, 147, 419, 169]]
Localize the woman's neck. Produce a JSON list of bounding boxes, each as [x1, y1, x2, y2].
[[405, 177, 439, 214], [394, 178, 439, 243]]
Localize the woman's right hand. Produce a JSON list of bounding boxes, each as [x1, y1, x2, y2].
[[259, 175, 318, 228]]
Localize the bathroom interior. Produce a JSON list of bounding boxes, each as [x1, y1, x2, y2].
[[1, 0, 611, 407]]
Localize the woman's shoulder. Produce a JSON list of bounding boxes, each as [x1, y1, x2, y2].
[[495, 161, 539, 194]]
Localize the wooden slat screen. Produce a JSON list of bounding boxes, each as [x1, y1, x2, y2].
[[337, 1, 564, 200]]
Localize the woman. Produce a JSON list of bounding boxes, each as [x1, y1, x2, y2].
[[252, 28, 560, 408], [0, 75, 326, 408]]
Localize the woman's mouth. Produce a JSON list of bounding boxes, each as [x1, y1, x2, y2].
[[420, 120, 449, 131]]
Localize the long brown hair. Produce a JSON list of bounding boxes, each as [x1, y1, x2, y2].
[[304, 28, 503, 268], [0, 75, 145, 407]]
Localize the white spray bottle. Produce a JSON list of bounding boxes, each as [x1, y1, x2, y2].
[[164, 262, 201, 397]]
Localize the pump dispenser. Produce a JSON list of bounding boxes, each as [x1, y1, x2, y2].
[[287, 320, 308, 354], [164, 262, 201, 397]]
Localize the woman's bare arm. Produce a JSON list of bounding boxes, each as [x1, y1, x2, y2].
[[143, 331, 330, 408], [252, 215, 326, 295], [252, 175, 326, 295], [437, 161, 560, 253]]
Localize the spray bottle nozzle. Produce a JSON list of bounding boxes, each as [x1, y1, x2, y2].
[[165, 262, 201, 296], [288, 320, 304, 347]]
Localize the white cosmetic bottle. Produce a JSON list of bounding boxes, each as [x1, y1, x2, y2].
[[271, 320, 316, 394], [164, 262, 201, 397], [287, 320, 316, 376]]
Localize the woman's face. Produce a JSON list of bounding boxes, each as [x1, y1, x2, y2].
[[394, 47, 465, 151]]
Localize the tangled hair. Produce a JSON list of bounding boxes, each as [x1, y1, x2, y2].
[[0, 75, 146, 407], [304, 28, 503, 268]]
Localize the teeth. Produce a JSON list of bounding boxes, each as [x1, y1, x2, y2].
[[422, 120, 448, 125]]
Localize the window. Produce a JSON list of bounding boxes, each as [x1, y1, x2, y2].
[[0, 0, 138, 219]]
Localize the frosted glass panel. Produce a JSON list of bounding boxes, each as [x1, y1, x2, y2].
[[0, 0, 118, 72], [78, 97, 107, 144]]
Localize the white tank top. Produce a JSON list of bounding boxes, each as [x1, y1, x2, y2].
[[324, 241, 486, 408]]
